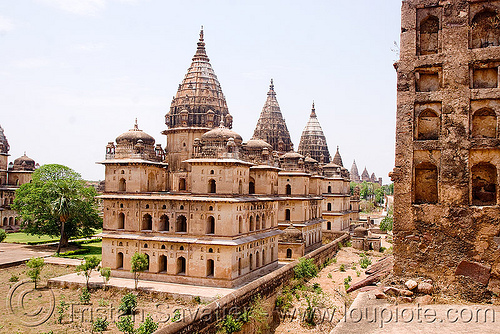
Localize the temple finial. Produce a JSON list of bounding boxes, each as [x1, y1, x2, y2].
[[270, 78, 274, 90], [200, 26, 204, 40], [134, 118, 139, 130], [310, 100, 316, 117]]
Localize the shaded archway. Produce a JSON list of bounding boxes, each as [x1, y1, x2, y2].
[[414, 162, 438, 204], [206, 259, 214, 277], [417, 109, 440, 140], [177, 257, 186, 274], [208, 179, 216, 193], [142, 214, 152, 231], [119, 178, 126, 192], [419, 15, 439, 55], [472, 108, 497, 138], [207, 216, 215, 234], [286, 184, 291, 195], [472, 162, 497, 206], [176, 215, 187, 232], [472, 10, 500, 49], [117, 252, 124, 269], [159, 214, 169, 231], [286, 248, 292, 259], [118, 213, 125, 229], [159, 255, 167, 272]]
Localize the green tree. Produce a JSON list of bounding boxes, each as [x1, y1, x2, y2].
[[0, 229, 6, 243], [12, 164, 102, 254], [136, 314, 159, 334], [26, 257, 45, 289], [100, 266, 111, 290], [131, 253, 148, 290], [76, 255, 101, 289], [116, 315, 135, 334]]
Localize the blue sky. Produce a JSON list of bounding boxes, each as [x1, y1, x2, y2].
[[0, 0, 401, 183]]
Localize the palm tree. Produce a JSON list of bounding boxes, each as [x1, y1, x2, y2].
[[51, 181, 77, 254]]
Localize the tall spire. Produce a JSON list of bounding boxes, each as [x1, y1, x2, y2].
[[332, 146, 343, 167], [252, 79, 294, 153], [165, 28, 232, 130], [297, 102, 330, 163], [350, 159, 360, 182]]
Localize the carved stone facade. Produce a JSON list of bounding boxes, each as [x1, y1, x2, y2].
[[100, 29, 357, 288], [252, 80, 294, 154], [394, 0, 500, 300], [298, 103, 330, 163], [0, 125, 37, 231]]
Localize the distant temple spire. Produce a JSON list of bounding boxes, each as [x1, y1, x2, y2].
[[297, 102, 330, 163], [332, 146, 343, 167]]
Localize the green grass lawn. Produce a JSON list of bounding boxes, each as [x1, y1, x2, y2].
[[59, 240, 102, 261], [4, 229, 102, 244]]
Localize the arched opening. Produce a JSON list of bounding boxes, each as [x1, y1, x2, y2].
[[177, 257, 186, 274], [286, 249, 292, 259], [286, 184, 291, 195], [142, 214, 152, 231], [419, 15, 439, 55], [145, 254, 150, 271], [249, 216, 254, 231], [285, 209, 291, 221], [143, 243, 148, 248], [159, 255, 167, 272], [8, 217, 12, 225], [256, 251, 260, 268], [176, 215, 187, 232], [147, 172, 156, 192], [179, 178, 186, 191], [119, 178, 126, 192], [256, 215, 261, 230], [472, 10, 500, 49], [472, 108, 497, 138], [2, 217, 6, 226], [327, 221, 332, 230], [327, 203, 332, 211], [238, 180, 243, 194], [262, 250, 266, 266], [118, 213, 125, 229], [414, 162, 438, 204], [239, 216, 243, 234], [206, 259, 214, 277], [249, 254, 253, 270], [328, 185, 332, 193], [472, 162, 497, 206], [117, 252, 124, 269], [207, 216, 215, 234], [208, 179, 216, 193], [249, 177, 255, 194], [238, 258, 242, 276], [417, 109, 440, 140], [159, 214, 169, 231], [261, 214, 266, 229]]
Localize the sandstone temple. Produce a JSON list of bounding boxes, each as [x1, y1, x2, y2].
[[393, 0, 500, 299], [99, 29, 359, 288]]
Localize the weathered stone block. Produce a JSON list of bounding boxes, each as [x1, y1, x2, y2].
[[455, 260, 491, 286]]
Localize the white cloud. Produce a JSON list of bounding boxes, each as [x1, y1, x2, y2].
[[37, 0, 107, 16], [72, 42, 106, 51], [12, 58, 50, 69], [0, 15, 15, 33]]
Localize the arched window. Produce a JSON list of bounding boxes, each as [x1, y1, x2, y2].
[[238, 180, 243, 194], [176, 215, 187, 232], [207, 216, 215, 234], [117, 252, 124, 269], [249, 254, 253, 270], [159, 255, 167, 272], [286, 184, 291, 195], [179, 178, 186, 191], [159, 214, 169, 231], [147, 172, 156, 192], [256, 251, 260, 268], [144, 254, 150, 271], [238, 258, 242, 276], [249, 177, 255, 194], [327, 221, 331, 230], [472, 108, 497, 138], [239, 216, 243, 234], [417, 109, 440, 140], [208, 179, 216, 193], [2, 217, 6, 226], [285, 209, 291, 221], [327, 203, 332, 211], [261, 214, 266, 229], [118, 213, 125, 229], [262, 250, 266, 266], [143, 243, 148, 248], [256, 215, 261, 230], [142, 214, 152, 231], [207, 259, 214, 277], [161, 244, 166, 249], [414, 162, 438, 204], [328, 185, 332, 193], [249, 216, 254, 231], [286, 249, 292, 259], [472, 10, 500, 49], [119, 178, 126, 192], [419, 15, 439, 55], [177, 257, 186, 274], [472, 162, 497, 206]]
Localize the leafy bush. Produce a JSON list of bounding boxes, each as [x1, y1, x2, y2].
[[26, 257, 45, 289], [344, 276, 352, 290], [380, 215, 393, 232], [56, 297, 69, 324], [359, 255, 372, 269], [76, 255, 101, 289], [327, 273, 332, 279], [79, 287, 91, 304], [119, 293, 137, 315], [379, 246, 386, 253], [116, 315, 134, 334], [294, 258, 318, 280], [92, 317, 109, 333], [312, 282, 322, 294], [9, 274, 19, 282], [339, 264, 345, 272], [344, 241, 352, 247], [100, 266, 111, 289], [220, 315, 242, 333], [332, 258, 337, 264], [275, 289, 294, 311], [56, 248, 90, 257], [136, 314, 158, 334], [0, 229, 6, 243]]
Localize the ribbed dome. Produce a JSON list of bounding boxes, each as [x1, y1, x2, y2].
[[14, 153, 34, 166], [298, 102, 330, 163], [116, 120, 155, 145], [201, 121, 242, 144], [245, 138, 272, 149]]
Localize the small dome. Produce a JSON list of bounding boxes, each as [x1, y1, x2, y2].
[[305, 156, 318, 163], [14, 153, 35, 166], [281, 152, 304, 159], [354, 226, 368, 237], [116, 119, 155, 145], [201, 121, 243, 144], [323, 162, 342, 169], [245, 138, 272, 149]]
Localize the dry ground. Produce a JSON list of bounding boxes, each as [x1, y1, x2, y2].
[[274, 245, 387, 334], [0, 263, 201, 333]]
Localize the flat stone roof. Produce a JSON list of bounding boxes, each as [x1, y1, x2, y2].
[[98, 193, 285, 202], [97, 159, 168, 166]]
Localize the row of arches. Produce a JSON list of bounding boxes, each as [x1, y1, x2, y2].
[[115, 252, 190, 275], [237, 248, 273, 275], [414, 161, 497, 205], [2, 198, 14, 207], [1, 216, 18, 226], [416, 108, 498, 140], [118, 214, 217, 234], [238, 213, 270, 233]]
